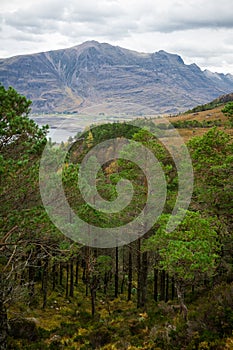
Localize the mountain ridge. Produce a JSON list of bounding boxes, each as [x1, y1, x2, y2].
[[0, 41, 233, 115]]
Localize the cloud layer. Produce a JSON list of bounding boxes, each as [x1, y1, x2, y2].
[[1, 0, 233, 74]]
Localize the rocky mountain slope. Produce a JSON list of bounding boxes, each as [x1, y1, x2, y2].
[[1, 40, 233, 114]]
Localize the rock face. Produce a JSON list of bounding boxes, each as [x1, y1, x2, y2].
[[8, 317, 38, 340], [0, 40, 233, 114]]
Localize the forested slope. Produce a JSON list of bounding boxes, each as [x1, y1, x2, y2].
[[0, 86, 233, 350]]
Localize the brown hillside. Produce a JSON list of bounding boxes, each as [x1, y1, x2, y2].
[[167, 105, 233, 142]]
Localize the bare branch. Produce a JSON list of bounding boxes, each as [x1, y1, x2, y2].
[[0, 226, 18, 245], [4, 244, 17, 273]]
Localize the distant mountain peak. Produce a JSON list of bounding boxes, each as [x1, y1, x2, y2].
[[0, 41, 233, 115], [154, 50, 184, 65], [204, 69, 223, 80], [74, 40, 102, 49]]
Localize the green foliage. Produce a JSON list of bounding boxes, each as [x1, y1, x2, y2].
[[188, 128, 233, 223], [0, 84, 48, 153], [188, 283, 233, 346], [186, 101, 224, 114], [96, 255, 112, 274], [143, 210, 220, 286], [171, 119, 223, 129], [222, 101, 233, 126], [1, 86, 233, 350]]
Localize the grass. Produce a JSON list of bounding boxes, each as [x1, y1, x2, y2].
[[8, 279, 233, 349], [165, 105, 233, 141], [7, 279, 167, 349]]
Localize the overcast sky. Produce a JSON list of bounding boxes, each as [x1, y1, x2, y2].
[[1, 0, 233, 74]]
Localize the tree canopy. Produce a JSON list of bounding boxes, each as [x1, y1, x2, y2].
[[222, 101, 233, 126], [0, 84, 48, 153], [0, 86, 233, 349]]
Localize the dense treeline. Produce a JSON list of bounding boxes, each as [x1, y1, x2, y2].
[[186, 93, 233, 114], [0, 86, 233, 349], [171, 119, 223, 129]]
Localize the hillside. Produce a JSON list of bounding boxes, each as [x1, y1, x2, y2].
[[166, 93, 233, 141], [1, 85, 233, 350], [1, 41, 233, 114]]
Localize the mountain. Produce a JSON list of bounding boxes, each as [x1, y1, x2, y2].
[[1, 40, 233, 115]]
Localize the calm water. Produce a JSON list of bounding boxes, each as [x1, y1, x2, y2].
[[47, 128, 78, 143], [32, 114, 138, 143]]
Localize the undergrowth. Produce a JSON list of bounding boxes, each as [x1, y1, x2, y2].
[[7, 281, 233, 349]]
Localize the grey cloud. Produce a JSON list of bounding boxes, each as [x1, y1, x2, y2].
[[2, 0, 132, 39], [23, 0, 65, 20], [58, 14, 137, 42], [8, 32, 45, 43], [2, 0, 66, 34], [125, 0, 233, 33], [63, 0, 124, 23], [2, 0, 233, 37], [3, 0, 124, 35]]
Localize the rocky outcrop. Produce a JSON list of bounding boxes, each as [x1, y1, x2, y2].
[[8, 317, 39, 341]]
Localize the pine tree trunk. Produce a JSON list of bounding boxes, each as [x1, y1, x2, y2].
[[153, 268, 158, 302], [42, 259, 48, 309], [66, 263, 69, 299], [120, 246, 126, 295], [82, 258, 86, 283], [37, 259, 42, 282], [115, 247, 119, 298], [104, 273, 108, 295], [28, 265, 35, 302], [176, 282, 188, 321], [75, 257, 79, 285], [192, 284, 195, 294], [52, 263, 57, 291], [90, 274, 98, 317], [171, 277, 175, 300], [160, 270, 166, 301], [120, 274, 125, 294], [85, 251, 90, 297], [70, 260, 74, 297], [165, 273, 169, 302], [59, 263, 63, 286], [91, 288, 96, 317], [137, 239, 141, 308], [141, 251, 148, 308], [128, 246, 132, 301], [0, 300, 8, 350]]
